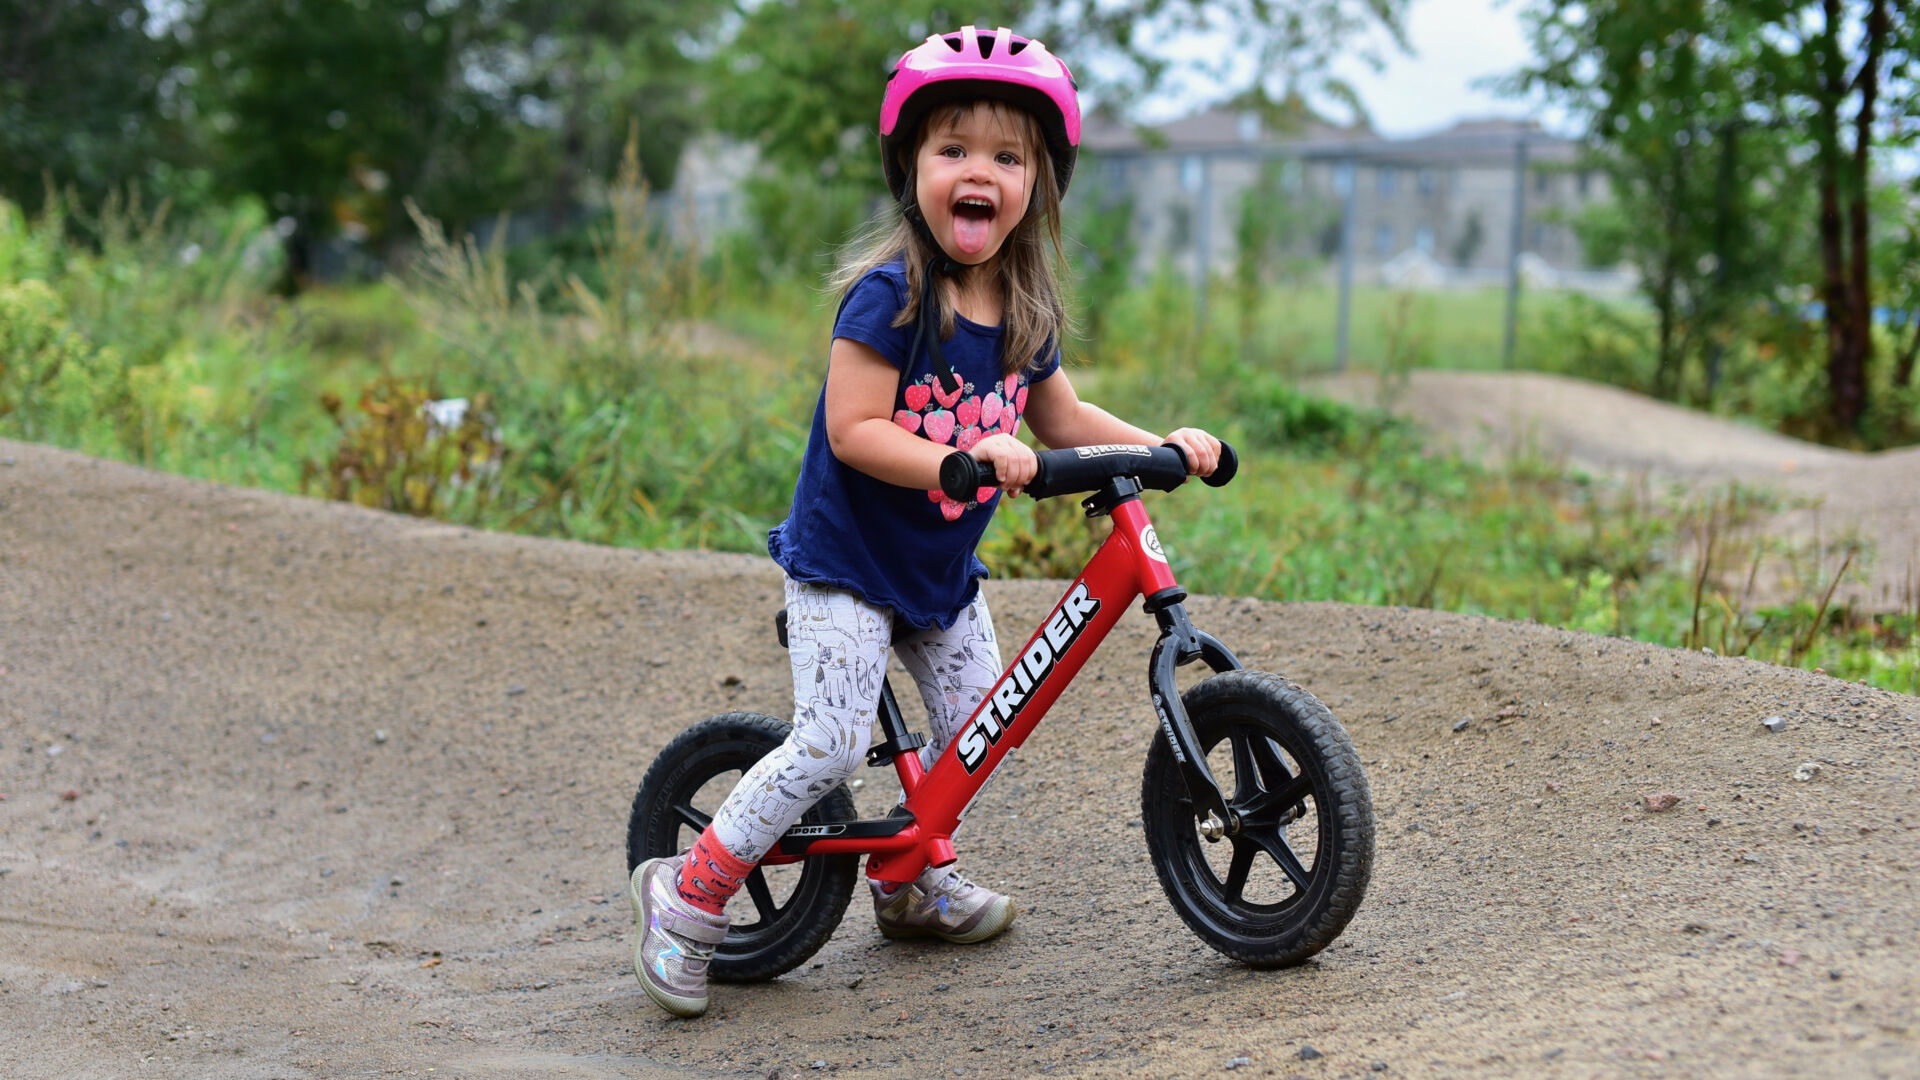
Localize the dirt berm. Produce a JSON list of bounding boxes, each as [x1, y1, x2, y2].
[[2, 437, 1916, 1080]]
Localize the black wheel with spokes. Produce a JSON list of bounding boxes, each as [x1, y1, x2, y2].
[[1142, 670, 1373, 967], [627, 712, 859, 982]]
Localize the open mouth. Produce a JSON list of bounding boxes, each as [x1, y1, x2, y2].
[[952, 196, 996, 221], [949, 196, 997, 256]]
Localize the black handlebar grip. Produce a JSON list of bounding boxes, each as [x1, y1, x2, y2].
[[944, 442, 1234, 501], [940, 451, 994, 502], [1204, 441, 1238, 488]]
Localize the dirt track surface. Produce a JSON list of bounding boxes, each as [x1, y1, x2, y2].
[[3, 436, 1919, 1080], [1311, 371, 1920, 606]]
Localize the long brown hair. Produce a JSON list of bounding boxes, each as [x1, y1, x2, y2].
[[832, 99, 1073, 377]]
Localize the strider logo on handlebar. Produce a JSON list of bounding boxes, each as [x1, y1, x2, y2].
[[1073, 444, 1154, 459], [957, 583, 1102, 773]]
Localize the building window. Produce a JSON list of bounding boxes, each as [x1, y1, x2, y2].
[[1534, 170, 1550, 195], [1377, 167, 1398, 197], [1417, 168, 1437, 196], [1181, 155, 1204, 193], [1374, 224, 1395, 254], [1530, 223, 1547, 251], [1280, 159, 1303, 194], [1577, 170, 1591, 197], [1414, 226, 1436, 254], [1237, 111, 1261, 142]]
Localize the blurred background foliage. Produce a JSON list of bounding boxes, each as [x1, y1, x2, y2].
[[1, 0, 1916, 691]]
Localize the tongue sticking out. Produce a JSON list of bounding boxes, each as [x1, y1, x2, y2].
[[950, 202, 995, 257]]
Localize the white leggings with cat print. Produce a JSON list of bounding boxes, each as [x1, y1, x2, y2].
[[707, 577, 1004, 864]]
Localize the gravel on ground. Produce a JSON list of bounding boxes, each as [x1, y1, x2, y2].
[[3, 436, 1917, 1079]]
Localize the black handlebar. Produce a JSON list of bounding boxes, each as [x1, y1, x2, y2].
[[940, 441, 1238, 503]]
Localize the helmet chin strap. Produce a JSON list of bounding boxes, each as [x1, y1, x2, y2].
[[901, 197, 970, 398]]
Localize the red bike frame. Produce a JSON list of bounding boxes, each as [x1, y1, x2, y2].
[[760, 493, 1236, 883]]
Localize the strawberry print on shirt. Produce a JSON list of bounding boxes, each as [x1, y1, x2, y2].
[[895, 371, 1029, 520]]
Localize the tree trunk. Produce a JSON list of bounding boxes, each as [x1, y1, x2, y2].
[[1897, 320, 1919, 389], [1814, 0, 1867, 433], [1705, 123, 1740, 398], [1654, 258, 1679, 400], [1842, 0, 1888, 417], [1654, 147, 1687, 400]]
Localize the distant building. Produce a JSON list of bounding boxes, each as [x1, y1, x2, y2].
[[1078, 110, 1625, 290]]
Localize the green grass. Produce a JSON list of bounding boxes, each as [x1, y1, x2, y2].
[[3, 190, 1914, 694]]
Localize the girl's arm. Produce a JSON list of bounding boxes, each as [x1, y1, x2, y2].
[[1023, 369, 1222, 477], [824, 337, 1038, 494]]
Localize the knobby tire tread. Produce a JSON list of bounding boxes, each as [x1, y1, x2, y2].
[[1141, 670, 1374, 968]]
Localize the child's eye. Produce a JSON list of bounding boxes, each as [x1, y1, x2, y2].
[[941, 145, 964, 159], [996, 152, 1021, 167]]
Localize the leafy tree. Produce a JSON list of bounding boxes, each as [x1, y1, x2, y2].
[[1232, 159, 1329, 358], [178, 0, 723, 283], [1450, 209, 1483, 268], [1513, 1, 1803, 404], [1886, 206, 1920, 391], [180, 0, 536, 280], [1513, 0, 1919, 433], [709, 1, 1409, 264], [503, 0, 725, 225], [0, 1, 186, 211], [1778, 0, 1917, 432], [1064, 180, 1137, 352]]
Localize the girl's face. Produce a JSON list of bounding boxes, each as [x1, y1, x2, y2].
[[913, 104, 1035, 265]]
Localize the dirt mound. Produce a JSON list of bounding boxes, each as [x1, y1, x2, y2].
[[3, 437, 1917, 1079], [1312, 371, 1920, 607]]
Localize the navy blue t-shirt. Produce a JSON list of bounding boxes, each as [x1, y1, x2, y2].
[[767, 259, 1060, 630]]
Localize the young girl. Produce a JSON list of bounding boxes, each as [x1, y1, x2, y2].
[[631, 25, 1221, 1018]]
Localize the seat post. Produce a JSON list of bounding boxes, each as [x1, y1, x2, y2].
[[868, 679, 928, 789]]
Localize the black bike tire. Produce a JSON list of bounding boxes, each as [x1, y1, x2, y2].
[[626, 712, 859, 983], [1141, 670, 1374, 968]]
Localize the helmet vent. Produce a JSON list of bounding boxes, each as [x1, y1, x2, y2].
[[976, 32, 996, 56], [1007, 37, 1029, 55], [940, 32, 964, 51]]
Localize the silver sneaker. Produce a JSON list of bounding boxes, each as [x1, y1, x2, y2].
[[630, 855, 730, 1017], [872, 865, 1015, 944]]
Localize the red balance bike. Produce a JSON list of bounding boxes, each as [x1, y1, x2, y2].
[[627, 443, 1374, 976]]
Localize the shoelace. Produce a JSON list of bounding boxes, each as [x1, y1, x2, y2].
[[932, 869, 976, 897]]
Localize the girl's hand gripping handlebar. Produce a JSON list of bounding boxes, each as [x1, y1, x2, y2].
[[940, 441, 1239, 503]]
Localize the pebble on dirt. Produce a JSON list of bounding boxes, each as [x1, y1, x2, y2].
[[1644, 793, 1682, 812], [1297, 1045, 1324, 1061], [1224, 1057, 1252, 1070], [1793, 762, 1822, 782], [1452, 719, 1470, 733], [1762, 715, 1788, 732]]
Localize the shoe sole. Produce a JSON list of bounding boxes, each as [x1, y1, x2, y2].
[[630, 858, 710, 1018], [877, 896, 1016, 944]]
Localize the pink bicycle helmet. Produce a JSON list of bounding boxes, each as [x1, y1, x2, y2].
[[880, 25, 1081, 202]]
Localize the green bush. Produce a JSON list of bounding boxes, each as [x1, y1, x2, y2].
[[0, 278, 127, 448], [2, 181, 1913, 694]]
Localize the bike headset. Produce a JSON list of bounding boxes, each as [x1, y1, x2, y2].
[[878, 26, 1081, 397]]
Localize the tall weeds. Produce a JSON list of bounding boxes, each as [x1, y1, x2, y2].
[[3, 180, 1915, 693]]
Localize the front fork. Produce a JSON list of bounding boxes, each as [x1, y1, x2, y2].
[[1146, 592, 1244, 839]]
